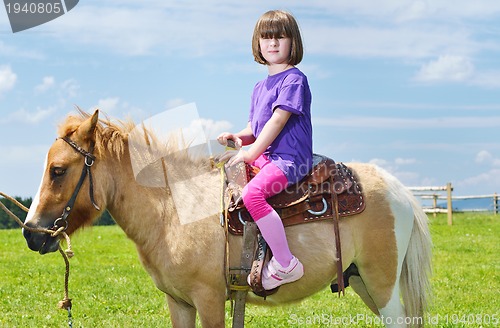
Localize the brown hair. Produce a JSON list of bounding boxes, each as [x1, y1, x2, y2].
[[252, 10, 304, 65]]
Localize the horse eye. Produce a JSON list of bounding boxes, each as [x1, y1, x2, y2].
[[51, 167, 66, 178]]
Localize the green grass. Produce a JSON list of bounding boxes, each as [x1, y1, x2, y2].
[[1, 213, 499, 327]]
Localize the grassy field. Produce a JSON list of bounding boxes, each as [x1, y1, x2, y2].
[[0, 213, 498, 327]]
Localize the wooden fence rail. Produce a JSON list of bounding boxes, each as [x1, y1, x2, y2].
[[408, 183, 498, 225]]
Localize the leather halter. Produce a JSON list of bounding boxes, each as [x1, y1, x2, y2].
[[53, 136, 100, 231]]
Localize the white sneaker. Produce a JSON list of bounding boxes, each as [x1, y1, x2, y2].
[[261, 256, 304, 290]]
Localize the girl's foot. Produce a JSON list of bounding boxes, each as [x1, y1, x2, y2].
[[260, 256, 304, 290]]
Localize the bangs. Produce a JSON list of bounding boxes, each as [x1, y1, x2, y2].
[[258, 19, 291, 39]]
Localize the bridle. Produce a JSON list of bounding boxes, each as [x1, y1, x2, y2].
[[53, 136, 100, 232]]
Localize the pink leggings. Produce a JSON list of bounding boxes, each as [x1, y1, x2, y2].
[[242, 155, 289, 221]]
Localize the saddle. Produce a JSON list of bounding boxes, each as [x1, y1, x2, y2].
[[227, 154, 365, 235], [224, 154, 365, 297]]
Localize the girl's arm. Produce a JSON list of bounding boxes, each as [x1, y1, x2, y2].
[[217, 122, 255, 148], [234, 122, 256, 146], [228, 108, 291, 165]]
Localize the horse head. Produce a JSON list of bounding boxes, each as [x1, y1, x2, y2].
[[23, 110, 105, 254]]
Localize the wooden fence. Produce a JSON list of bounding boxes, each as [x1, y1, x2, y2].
[[408, 183, 498, 225]]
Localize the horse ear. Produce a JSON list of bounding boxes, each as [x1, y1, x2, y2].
[[78, 109, 99, 141], [90, 109, 99, 133]]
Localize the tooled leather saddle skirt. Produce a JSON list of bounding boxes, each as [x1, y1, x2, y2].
[[226, 154, 365, 235]]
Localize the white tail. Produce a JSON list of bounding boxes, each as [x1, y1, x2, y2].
[[400, 195, 433, 327]]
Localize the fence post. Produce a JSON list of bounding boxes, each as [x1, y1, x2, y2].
[[432, 194, 438, 218], [446, 183, 453, 225], [494, 192, 498, 216]]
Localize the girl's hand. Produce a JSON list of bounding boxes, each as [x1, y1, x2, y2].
[[217, 132, 242, 149], [226, 149, 251, 166], [215, 149, 251, 166], [214, 149, 238, 164]]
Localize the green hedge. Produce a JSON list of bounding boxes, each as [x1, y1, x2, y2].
[[0, 196, 115, 229]]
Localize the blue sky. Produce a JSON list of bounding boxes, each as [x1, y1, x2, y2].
[[1, 0, 499, 198]]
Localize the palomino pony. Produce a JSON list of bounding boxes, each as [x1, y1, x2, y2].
[[23, 110, 432, 327]]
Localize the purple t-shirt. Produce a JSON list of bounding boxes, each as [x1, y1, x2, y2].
[[249, 67, 313, 184]]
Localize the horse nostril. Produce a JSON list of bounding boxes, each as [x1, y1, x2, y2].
[[22, 227, 32, 240], [22, 221, 38, 240]]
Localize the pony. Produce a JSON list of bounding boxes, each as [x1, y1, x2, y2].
[[23, 110, 432, 327]]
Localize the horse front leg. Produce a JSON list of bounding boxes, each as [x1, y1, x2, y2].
[[166, 294, 196, 328], [193, 289, 226, 328]]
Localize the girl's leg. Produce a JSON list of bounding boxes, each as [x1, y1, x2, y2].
[[254, 211, 293, 267], [242, 155, 304, 289]]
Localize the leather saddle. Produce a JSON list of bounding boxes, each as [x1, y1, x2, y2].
[[227, 154, 365, 235], [224, 154, 365, 297]]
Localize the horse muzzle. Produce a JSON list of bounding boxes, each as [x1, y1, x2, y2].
[[22, 223, 60, 254]]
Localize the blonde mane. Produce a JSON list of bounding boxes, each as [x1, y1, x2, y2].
[[57, 109, 131, 159], [57, 109, 213, 174]]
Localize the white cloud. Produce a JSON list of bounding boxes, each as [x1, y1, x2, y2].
[[60, 79, 80, 98], [94, 97, 120, 113], [470, 70, 500, 89], [284, 0, 500, 26], [475, 150, 500, 166], [420, 176, 437, 187], [35, 76, 55, 94], [0, 40, 43, 60], [299, 0, 497, 60], [0, 144, 49, 164], [369, 158, 390, 168], [198, 118, 232, 140], [0, 41, 17, 56], [414, 55, 475, 82], [395, 0, 428, 22], [456, 151, 500, 194], [89, 97, 148, 122], [457, 168, 500, 193], [313, 115, 500, 129], [370, 157, 416, 169], [47, 3, 255, 56], [29, 1, 486, 61], [369, 157, 420, 186], [0, 65, 17, 96], [329, 101, 500, 111], [299, 63, 332, 80], [475, 150, 493, 164], [395, 157, 416, 165], [7, 0, 498, 81], [1, 107, 57, 124], [305, 25, 477, 60]]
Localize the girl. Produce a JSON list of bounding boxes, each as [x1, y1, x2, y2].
[[217, 10, 313, 290]]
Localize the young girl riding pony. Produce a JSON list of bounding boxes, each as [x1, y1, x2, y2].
[[217, 10, 313, 290]]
